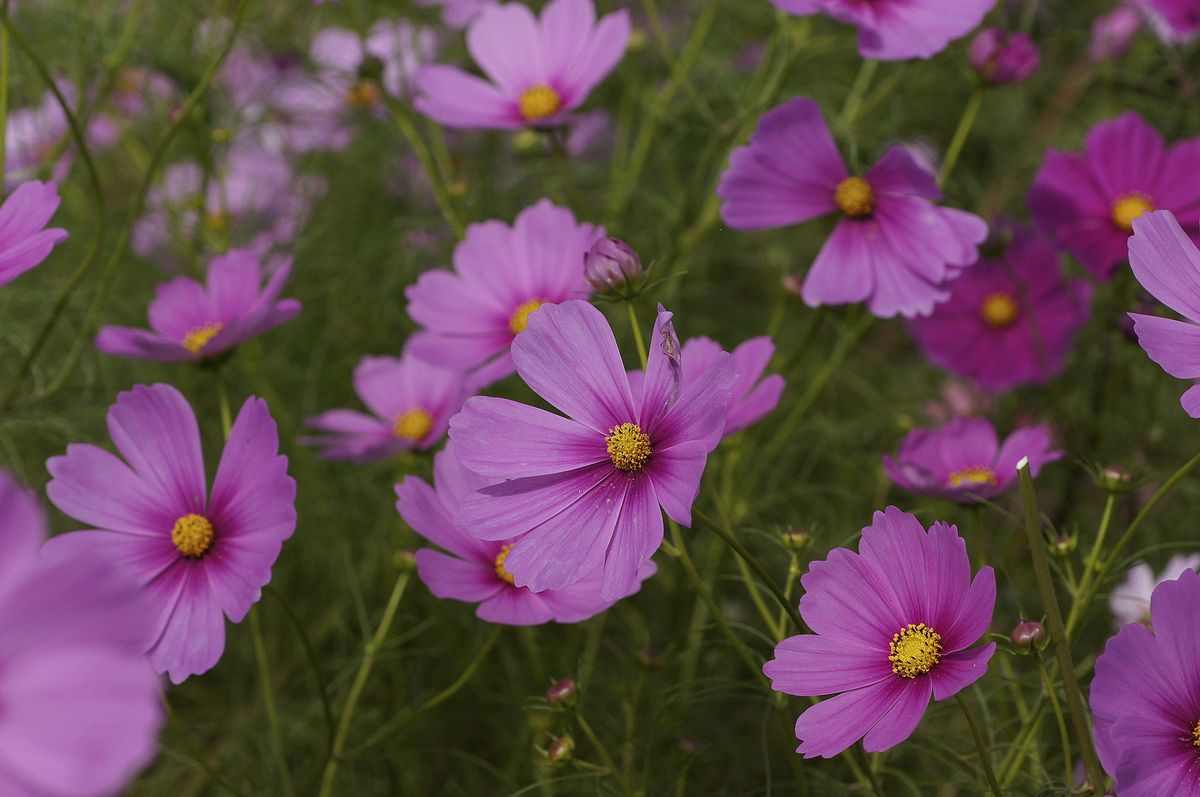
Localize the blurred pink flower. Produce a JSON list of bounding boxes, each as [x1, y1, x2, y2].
[[416, 0, 498, 29], [1091, 6, 1142, 61], [0, 180, 68, 287]]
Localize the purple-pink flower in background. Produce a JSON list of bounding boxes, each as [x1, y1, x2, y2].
[[968, 28, 1040, 85], [45, 384, 297, 683], [1091, 569, 1200, 795], [416, 0, 497, 29], [6, 89, 71, 188], [0, 472, 162, 797], [718, 98, 988, 318], [414, 0, 629, 129], [1028, 111, 1200, 280], [0, 180, 68, 287], [95, 248, 300, 362], [908, 227, 1092, 392], [765, 507, 996, 758], [406, 198, 602, 386], [1110, 554, 1200, 627], [883, 417, 1062, 502], [1134, 0, 1200, 40], [1127, 210, 1200, 417], [1090, 6, 1142, 61], [397, 442, 655, 625], [449, 300, 733, 600], [769, 0, 997, 60], [310, 20, 437, 110], [303, 353, 468, 462]]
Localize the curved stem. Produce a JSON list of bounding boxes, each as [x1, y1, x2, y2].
[[835, 59, 879, 134], [954, 693, 1004, 797], [265, 584, 336, 757], [939, 89, 983, 187], [626, 301, 647, 369], [250, 608, 294, 797], [161, 695, 250, 797], [576, 712, 634, 797], [1064, 494, 1116, 637], [1038, 657, 1073, 791], [1102, 448, 1200, 574], [382, 95, 465, 239]]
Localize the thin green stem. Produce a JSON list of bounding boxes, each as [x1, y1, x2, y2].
[[1017, 463, 1106, 793], [249, 608, 294, 797], [999, 697, 1046, 787], [692, 507, 802, 632], [1102, 448, 1200, 575], [954, 693, 1004, 797], [0, 3, 9, 182], [264, 584, 336, 757], [318, 570, 411, 797], [626, 302, 648, 369], [382, 95, 465, 238], [835, 59, 879, 134], [938, 89, 983, 187], [161, 696, 249, 797], [1038, 657, 1073, 791], [576, 712, 634, 797], [215, 370, 233, 439], [1064, 494, 1116, 637]]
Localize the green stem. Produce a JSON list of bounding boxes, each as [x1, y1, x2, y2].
[[692, 507, 803, 632], [318, 570, 411, 797], [264, 584, 336, 757], [999, 697, 1046, 787], [1038, 657, 1073, 791], [626, 301, 648, 369], [1016, 463, 1106, 793], [249, 608, 294, 797], [1064, 494, 1115, 637], [938, 89, 983, 187], [382, 95, 465, 239], [0, 2, 9, 182], [835, 59, 879, 134], [954, 693, 1004, 797], [161, 696, 249, 797], [215, 370, 233, 439], [576, 712, 634, 797]]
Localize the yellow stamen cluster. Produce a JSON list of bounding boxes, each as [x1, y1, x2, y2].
[[889, 623, 943, 679], [494, 544, 516, 586], [346, 80, 381, 110], [1192, 719, 1200, 749], [518, 84, 562, 122], [980, 292, 1020, 329], [606, 423, 652, 472], [834, 176, 876, 218], [171, 513, 214, 558], [393, 408, 434, 442], [947, 466, 999, 489], [509, 299, 545, 335], [181, 323, 224, 356], [1111, 193, 1153, 232]]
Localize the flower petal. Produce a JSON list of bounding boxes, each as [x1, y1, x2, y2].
[[449, 396, 605, 478]]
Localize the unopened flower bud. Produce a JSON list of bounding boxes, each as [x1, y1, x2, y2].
[[637, 649, 664, 668], [585, 237, 643, 294], [781, 274, 804, 296], [546, 678, 576, 706], [1049, 533, 1077, 557], [546, 735, 574, 765], [780, 529, 810, 551], [969, 28, 1040, 86], [1011, 619, 1047, 653], [1097, 465, 1133, 493], [394, 549, 417, 571]]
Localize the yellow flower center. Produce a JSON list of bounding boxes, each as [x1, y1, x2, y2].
[[171, 513, 214, 558], [393, 408, 434, 442], [1193, 719, 1200, 749], [1111, 193, 1153, 232], [980, 292, 1019, 329], [606, 423, 652, 472], [345, 80, 381, 110], [518, 84, 562, 123], [834, 176, 875, 218], [889, 623, 943, 679], [509, 299, 545, 335], [494, 543, 516, 586], [947, 466, 999, 489], [181, 322, 224, 356]]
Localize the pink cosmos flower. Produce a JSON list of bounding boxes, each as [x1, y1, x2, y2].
[[764, 506, 996, 758], [303, 353, 469, 462], [95, 248, 300, 363], [908, 227, 1092, 392], [406, 198, 603, 387], [1090, 6, 1142, 61], [883, 417, 1062, 502], [449, 300, 734, 600], [718, 98, 988, 318], [0, 180, 68, 287], [415, 0, 497, 29], [398, 441, 655, 625], [311, 21, 436, 104], [769, 0, 997, 60], [1110, 554, 1200, 627], [414, 0, 630, 129], [1134, 0, 1200, 40], [968, 28, 1040, 85], [1127, 210, 1200, 417], [44, 383, 297, 683], [1091, 569, 1200, 795], [1028, 111, 1200, 280], [6, 90, 72, 188], [0, 472, 162, 797]]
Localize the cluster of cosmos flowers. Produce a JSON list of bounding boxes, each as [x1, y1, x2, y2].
[[5, 0, 1200, 793]]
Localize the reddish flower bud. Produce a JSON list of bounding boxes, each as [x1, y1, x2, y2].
[[546, 736, 574, 764], [1011, 619, 1048, 653], [545, 678, 576, 706], [585, 237, 643, 294]]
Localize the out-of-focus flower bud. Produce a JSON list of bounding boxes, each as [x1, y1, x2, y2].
[[1097, 465, 1134, 493], [394, 549, 417, 570], [1049, 533, 1078, 557], [1090, 6, 1141, 62], [780, 529, 810, 552], [546, 678, 576, 706], [781, 274, 805, 297], [585, 237, 643, 295], [636, 649, 664, 668], [969, 28, 1040, 85], [1011, 619, 1048, 653], [546, 736, 574, 765]]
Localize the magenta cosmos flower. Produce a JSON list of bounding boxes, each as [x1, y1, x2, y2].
[[883, 417, 1062, 502], [311, 20, 436, 104], [44, 383, 297, 683], [968, 28, 1040, 85], [406, 198, 602, 386], [718, 98, 988, 318], [764, 506, 996, 758], [398, 441, 655, 625], [414, 0, 630, 129], [415, 0, 497, 29], [0, 180, 68, 287], [770, 0, 997, 60], [0, 472, 161, 797], [449, 300, 733, 600], [1126, 210, 1200, 417], [908, 227, 1092, 392], [1028, 111, 1200, 280], [1134, 0, 1200, 39], [1091, 569, 1200, 795], [303, 352, 468, 462], [95, 248, 300, 362]]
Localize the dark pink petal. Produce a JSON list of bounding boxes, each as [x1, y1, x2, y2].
[[800, 547, 907, 647], [802, 219, 874, 307], [854, 0, 995, 61], [146, 276, 216, 340], [456, 462, 614, 542], [862, 677, 932, 753], [1147, 569, 1200, 697], [1085, 111, 1166, 200], [867, 146, 940, 200], [477, 586, 556, 626], [414, 65, 519, 129], [651, 349, 734, 451], [107, 384, 207, 516], [146, 563, 226, 684], [45, 444, 174, 536], [1129, 210, 1200, 323], [511, 300, 638, 433], [858, 506, 942, 623], [646, 440, 710, 527], [1158, 138, 1200, 211], [728, 374, 785, 434], [1109, 712, 1200, 796], [637, 306, 682, 433], [449, 397, 605, 478], [930, 643, 995, 700], [992, 425, 1062, 483], [0, 180, 67, 286], [938, 566, 996, 653], [764, 633, 893, 696], [414, 549, 504, 603], [1182, 384, 1200, 418], [1092, 623, 1182, 740], [433, 439, 495, 506], [0, 474, 45, 583], [598, 474, 662, 601], [539, 559, 655, 623], [94, 326, 195, 362], [794, 680, 905, 759], [396, 474, 494, 564]]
